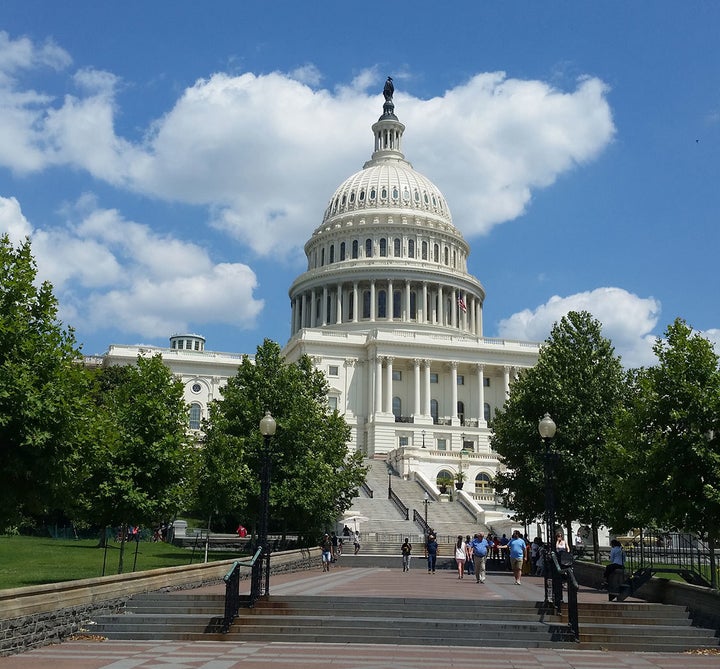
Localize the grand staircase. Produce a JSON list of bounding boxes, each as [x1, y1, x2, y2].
[[92, 591, 720, 652]]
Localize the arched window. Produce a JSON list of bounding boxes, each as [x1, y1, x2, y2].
[[394, 238, 401, 257], [189, 403, 202, 430], [378, 290, 387, 318], [392, 396, 401, 419], [320, 248, 325, 266], [484, 403, 491, 422], [408, 239, 415, 258], [362, 290, 371, 319], [422, 241, 428, 260], [434, 244, 440, 262], [409, 291, 417, 319], [444, 247, 449, 265], [437, 469, 453, 486], [475, 473, 492, 493], [348, 292, 354, 320], [393, 290, 402, 319], [340, 242, 346, 261], [379, 238, 387, 257], [352, 240, 359, 259], [365, 238, 373, 257], [329, 245, 335, 264], [430, 399, 439, 423], [457, 400, 465, 425]]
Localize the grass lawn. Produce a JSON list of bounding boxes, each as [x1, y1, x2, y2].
[[0, 536, 245, 590]]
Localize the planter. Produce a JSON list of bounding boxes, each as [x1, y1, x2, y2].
[[455, 482, 464, 490]]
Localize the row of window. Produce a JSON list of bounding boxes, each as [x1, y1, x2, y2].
[[328, 365, 491, 387], [312, 238, 462, 270], [325, 186, 446, 219]]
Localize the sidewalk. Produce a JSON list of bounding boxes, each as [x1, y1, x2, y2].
[[0, 565, 718, 668]]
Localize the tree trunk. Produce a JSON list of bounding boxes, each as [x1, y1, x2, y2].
[[117, 522, 127, 574], [592, 523, 600, 563], [710, 536, 717, 590]]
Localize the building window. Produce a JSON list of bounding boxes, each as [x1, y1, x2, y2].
[[328, 396, 338, 411], [409, 291, 417, 319], [408, 239, 415, 258], [340, 242, 346, 261], [430, 399, 439, 422], [321, 248, 325, 266], [392, 396, 401, 418], [475, 473, 492, 492], [457, 400, 465, 421], [365, 238, 373, 257], [191, 382, 202, 393], [393, 290, 401, 319], [422, 241, 428, 260], [434, 244, 439, 262], [352, 240, 359, 259], [483, 377, 491, 387], [328, 365, 339, 376], [189, 403, 201, 430], [444, 247, 449, 265], [394, 238, 401, 257], [457, 375, 465, 385], [362, 290, 371, 319], [348, 292, 354, 320], [329, 245, 335, 263], [392, 370, 402, 381], [399, 435, 409, 446], [379, 238, 387, 257], [484, 403, 491, 422], [378, 290, 387, 318], [430, 373, 439, 383], [436, 438, 447, 451]]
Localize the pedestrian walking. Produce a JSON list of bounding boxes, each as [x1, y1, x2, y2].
[[401, 537, 412, 572], [425, 533, 438, 573], [454, 535, 466, 579], [507, 530, 527, 585], [469, 532, 490, 583]]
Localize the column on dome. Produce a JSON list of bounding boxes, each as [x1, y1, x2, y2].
[[290, 297, 297, 335], [423, 360, 431, 416], [310, 289, 316, 328], [450, 362, 458, 422], [503, 366, 511, 399], [352, 282, 359, 323], [413, 358, 421, 416], [421, 282, 428, 324], [322, 287, 328, 326], [336, 282, 342, 325], [477, 301, 483, 336], [388, 279, 393, 322], [476, 364, 486, 425], [437, 285, 444, 325], [384, 357, 393, 414], [370, 280, 376, 322], [375, 356, 383, 413], [451, 289, 458, 329]]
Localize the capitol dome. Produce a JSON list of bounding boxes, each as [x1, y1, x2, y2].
[[288, 83, 484, 339]]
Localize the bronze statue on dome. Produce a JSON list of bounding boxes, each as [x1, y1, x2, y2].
[[383, 76, 394, 102]]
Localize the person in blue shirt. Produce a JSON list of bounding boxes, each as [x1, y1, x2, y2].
[[507, 530, 528, 585], [469, 532, 490, 583]]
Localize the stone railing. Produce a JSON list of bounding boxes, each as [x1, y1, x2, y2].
[[0, 547, 319, 656]]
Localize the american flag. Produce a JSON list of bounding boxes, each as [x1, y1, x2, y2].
[[457, 295, 467, 313]]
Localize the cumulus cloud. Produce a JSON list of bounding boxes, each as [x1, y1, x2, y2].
[[497, 287, 661, 368], [0, 195, 263, 341], [0, 32, 615, 257]]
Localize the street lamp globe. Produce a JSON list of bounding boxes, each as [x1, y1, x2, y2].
[[260, 411, 277, 436], [538, 413, 556, 440]]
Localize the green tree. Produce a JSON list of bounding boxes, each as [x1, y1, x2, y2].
[[0, 235, 92, 528], [197, 339, 366, 541], [612, 318, 720, 581], [77, 355, 196, 571], [491, 311, 626, 560]]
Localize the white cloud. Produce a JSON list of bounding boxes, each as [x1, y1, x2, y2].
[[0, 36, 615, 256], [0, 196, 33, 244], [0, 195, 263, 341], [497, 287, 661, 368]]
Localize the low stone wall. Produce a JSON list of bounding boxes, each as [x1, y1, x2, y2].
[[573, 560, 720, 631], [0, 547, 319, 656]]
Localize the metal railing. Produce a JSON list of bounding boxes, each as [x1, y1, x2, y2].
[[361, 481, 374, 498], [388, 488, 409, 519], [413, 509, 430, 536], [221, 547, 262, 633]]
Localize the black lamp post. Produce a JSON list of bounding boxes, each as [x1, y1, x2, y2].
[[251, 410, 276, 604], [423, 492, 431, 527], [422, 429, 426, 448], [538, 412, 563, 612], [387, 460, 393, 498]]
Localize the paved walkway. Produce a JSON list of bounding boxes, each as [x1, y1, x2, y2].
[[1, 565, 719, 668]]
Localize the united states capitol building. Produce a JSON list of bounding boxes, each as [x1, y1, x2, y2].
[[99, 82, 540, 531]]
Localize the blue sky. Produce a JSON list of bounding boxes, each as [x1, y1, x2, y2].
[[0, 1, 718, 367]]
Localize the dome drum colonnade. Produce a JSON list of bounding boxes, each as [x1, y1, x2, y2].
[[283, 80, 539, 511]]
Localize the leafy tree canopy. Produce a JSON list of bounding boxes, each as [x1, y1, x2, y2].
[[491, 311, 626, 533], [0, 235, 91, 527], [197, 339, 366, 540]]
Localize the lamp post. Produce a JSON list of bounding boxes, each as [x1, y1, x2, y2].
[[251, 410, 276, 604], [387, 460, 393, 499], [538, 412, 562, 612], [423, 492, 431, 527], [422, 429, 426, 448]]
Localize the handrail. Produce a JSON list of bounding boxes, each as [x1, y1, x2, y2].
[[388, 488, 409, 520], [413, 509, 430, 535], [361, 481, 374, 498], [221, 547, 262, 633]]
